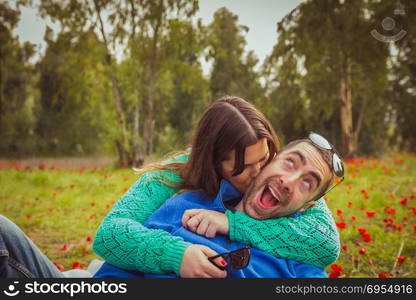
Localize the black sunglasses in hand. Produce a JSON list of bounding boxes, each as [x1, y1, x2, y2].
[[208, 247, 251, 271]]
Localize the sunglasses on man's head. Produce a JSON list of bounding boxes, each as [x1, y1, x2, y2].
[[308, 132, 345, 200], [208, 247, 251, 271]]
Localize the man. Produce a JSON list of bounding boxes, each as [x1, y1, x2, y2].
[[94, 133, 343, 278]]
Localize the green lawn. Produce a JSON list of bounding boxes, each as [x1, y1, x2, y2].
[[1, 152, 415, 277]]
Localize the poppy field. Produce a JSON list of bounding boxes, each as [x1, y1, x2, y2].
[[1, 152, 415, 277]]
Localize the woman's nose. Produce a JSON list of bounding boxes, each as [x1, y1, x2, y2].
[[249, 163, 262, 178]]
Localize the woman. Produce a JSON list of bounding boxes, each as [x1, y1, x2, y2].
[[92, 96, 339, 278]]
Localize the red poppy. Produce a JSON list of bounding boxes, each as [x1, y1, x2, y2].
[[397, 256, 407, 264], [330, 264, 342, 273], [86, 236, 92, 242], [359, 246, 366, 255], [342, 245, 348, 251], [358, 228, 366, 234], [347, 201, 353, 207], [399, 198, 408, 205], [366, 211, 376, 217], [53, 262, 65, 272], [336, 222, 347, 229], [378, 273, 389, 278], [345, 158, 355, 164], [72, 262, 84, 269], [90, 202, 96, 207], [61, 244, 68, 251], [329, 272, 341, 278], [336, 209, 343, 215], [413, 224, 416, 231], [351, 216, 356, 221], [384, 218, 394, 225], [361, 233, 372, 243]]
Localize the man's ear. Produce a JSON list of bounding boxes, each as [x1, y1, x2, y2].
[[299, 200, 316, 212]]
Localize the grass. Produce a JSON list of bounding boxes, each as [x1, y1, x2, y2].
[[0, 152, 415, 277]]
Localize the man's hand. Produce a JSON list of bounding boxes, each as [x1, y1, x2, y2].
[[182, 209, 229, 238], [179, 244, 227, 278]]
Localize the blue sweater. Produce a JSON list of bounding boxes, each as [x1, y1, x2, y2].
[[94, 180, 327, 278]]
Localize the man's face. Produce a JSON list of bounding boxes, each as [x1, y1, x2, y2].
[[241, 142, 332, 219]]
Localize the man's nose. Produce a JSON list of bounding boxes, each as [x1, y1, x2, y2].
[[279, 172, 299, 193]]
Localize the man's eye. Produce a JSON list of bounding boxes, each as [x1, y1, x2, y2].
[[285, 159, 294, 168], [301, 179, 311, 190]]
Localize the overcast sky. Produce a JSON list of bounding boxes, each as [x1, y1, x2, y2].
[[15, 0, 305, 71]]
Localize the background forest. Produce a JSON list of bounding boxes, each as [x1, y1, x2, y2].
[[1, 0, 415, 167]]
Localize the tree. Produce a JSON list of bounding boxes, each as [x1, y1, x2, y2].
[[374, 0, 416, 151], [206, 7, 264, 102], [107, 0, 199, 158], [160, 19, 209, 149], [0, 0, 36, 156], [39, 0, 200, 166], [36, 29, 112, 155], [265, 0, 390, 156]]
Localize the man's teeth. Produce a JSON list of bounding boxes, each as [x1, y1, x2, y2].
[[268, 187, 280, 202]]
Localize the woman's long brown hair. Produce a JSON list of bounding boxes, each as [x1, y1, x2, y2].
[[138, 96, 280, 197]]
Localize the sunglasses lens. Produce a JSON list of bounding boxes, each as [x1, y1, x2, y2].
[[309, 133, 331, 150], [332, 154, 344, 177], [309, 132, 344, 179], [229, 247, 250, 269]]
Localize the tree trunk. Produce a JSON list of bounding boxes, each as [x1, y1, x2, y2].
[[94, 0, 130, 167], [339, 58, 355, 158], [142, 88, 154, 155], [353, 95, 367, 153], [0, 59, 3, 132], [115, 139, 129, 167], [132, 103, 144, 167]]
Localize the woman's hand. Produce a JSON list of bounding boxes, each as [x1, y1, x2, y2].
[[179, 244, 227, 278], [182, 209, 229, 238]]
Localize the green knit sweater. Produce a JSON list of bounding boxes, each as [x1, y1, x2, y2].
[[93, 154, 340, 275]]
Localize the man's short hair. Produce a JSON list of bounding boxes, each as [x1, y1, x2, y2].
[[282, 139, 335, 200]]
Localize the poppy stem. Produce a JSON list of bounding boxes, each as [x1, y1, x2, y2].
[[390, 240, 404, 274]]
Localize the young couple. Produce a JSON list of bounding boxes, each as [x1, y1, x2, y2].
[[0, 96, 342, 278]]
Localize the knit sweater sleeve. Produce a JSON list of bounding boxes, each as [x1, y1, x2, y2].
[[226, 198, 340, 268], [92, 168, 191, 275]]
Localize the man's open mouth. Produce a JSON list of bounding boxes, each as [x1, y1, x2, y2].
[[256, 184, 282, 210]]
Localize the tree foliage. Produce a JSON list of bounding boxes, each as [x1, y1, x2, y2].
[[1, 0, 415, 161], [0, 0, 36, 155]]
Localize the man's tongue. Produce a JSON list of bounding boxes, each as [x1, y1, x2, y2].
[[258, 188, 278, 209]]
